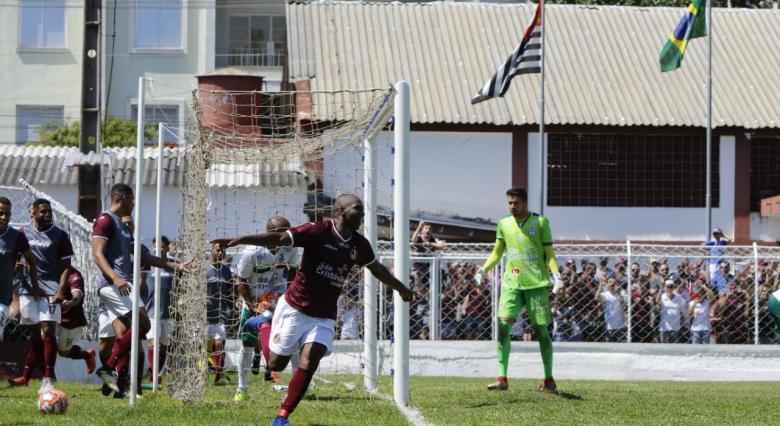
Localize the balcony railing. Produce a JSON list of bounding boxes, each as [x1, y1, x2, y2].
[[215, 47, 286, 68]]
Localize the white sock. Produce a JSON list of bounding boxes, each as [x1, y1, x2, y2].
[[237, 346, 254, 392]]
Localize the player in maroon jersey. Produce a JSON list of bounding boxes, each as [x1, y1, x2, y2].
[[213, 194, 416, 426], [56, 266, 96, 372]]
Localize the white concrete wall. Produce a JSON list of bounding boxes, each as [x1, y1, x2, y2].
[[0, 2, 83, 144], [750, 213, 780, 243], [324, 131, 513, 222], [530, 134, 737, 241]]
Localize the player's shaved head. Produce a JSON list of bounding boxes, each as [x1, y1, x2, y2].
[[266, 216, 291, 232], [334, 194, 362, 211]]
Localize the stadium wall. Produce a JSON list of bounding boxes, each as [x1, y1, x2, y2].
[[30, 340, 779, 384]]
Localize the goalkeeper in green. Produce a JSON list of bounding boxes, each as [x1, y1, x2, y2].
[[475, 187, 563, 392]]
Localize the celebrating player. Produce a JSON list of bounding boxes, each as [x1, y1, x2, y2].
[[0, 197, 40, 345], [475, 187, 563, 392], [230, 216, 300, 402], [93, 184, 185, 397], [213, 194, 416, 426], [10, 198, 73, 393], [55, 266, 96, 372], [207, 242, 234, 386]]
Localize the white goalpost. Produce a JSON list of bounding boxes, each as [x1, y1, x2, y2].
[[131, 79, 412, 405]]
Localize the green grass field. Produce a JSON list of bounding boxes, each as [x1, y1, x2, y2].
[[2, 375, 779, 425]]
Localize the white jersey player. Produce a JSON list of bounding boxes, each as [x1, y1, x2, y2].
[[232, 216, 300, 402]]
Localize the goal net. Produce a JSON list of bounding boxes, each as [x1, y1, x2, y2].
[[167, 86, 397, 403]]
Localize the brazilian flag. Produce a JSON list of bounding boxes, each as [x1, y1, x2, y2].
[[659, 0, 708, 72]]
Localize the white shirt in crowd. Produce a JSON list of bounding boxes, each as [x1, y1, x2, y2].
[[689, 300, 712, 332], [339, 307, 360, 340], [659, 293, 687, 332], [599, 291, 626, 331]]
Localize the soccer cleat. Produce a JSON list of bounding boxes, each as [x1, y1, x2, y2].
[[264, 371, 281, 383], [233, 390, 249, 402], [96, 366, 120, 393], [538, 378, 557, 393], [85, 348, 97, 374], [487, 376, 508, 391], [270, 415, 292, 426], [101, 383, 113, 396], [251, 355, 262, 375], [7, 376, 29, 387]]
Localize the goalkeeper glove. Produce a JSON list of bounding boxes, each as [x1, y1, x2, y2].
[[474, 268, 485, 287], [552, 274, 564, 293]]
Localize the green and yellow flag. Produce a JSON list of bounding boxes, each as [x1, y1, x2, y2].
[[659, 0, 708, 72]]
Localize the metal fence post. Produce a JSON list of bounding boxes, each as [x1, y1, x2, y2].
[[626, 240, 633, 343], [430, 256, 440, 341], [753, 242, 760, 345]]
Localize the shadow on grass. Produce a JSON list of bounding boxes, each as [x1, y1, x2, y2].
[[554, 391, 583, 401]]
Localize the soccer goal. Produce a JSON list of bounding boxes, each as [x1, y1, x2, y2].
[[166, 81, 412, 404]]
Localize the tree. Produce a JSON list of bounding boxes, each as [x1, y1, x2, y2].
[[36, 117, 158, 148]]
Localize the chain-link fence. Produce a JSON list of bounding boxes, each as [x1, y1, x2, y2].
[[1, 181, 101, 342], [339, 242, 780, 345]]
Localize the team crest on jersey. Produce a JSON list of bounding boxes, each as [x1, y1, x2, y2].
[[528, 226, 537, 236], [349, 247, 358, 261]]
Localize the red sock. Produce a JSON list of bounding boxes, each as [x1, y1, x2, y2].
[[259, 324, 271, 363], [20, 337, 42, 380], [67, 345, 90, 360], [278, 367, 315, 417], [147, 347, 154, 373], [106, 329, 133, 370], [213, 350, 224, 377], [41, 335, 57, 379]]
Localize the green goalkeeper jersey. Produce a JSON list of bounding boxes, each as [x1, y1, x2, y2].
[[496, 213, 553, 290]]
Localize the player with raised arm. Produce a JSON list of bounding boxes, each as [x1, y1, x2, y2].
[[230, 216, 300, 402], [207, 242, 233, 386], [474, 187, 563, 392], [92, 184, 185, 397], [214, 194, 416, 426], [0, 197, 40, 347], [55, 266, 96, 372], [10, 198, 73, 393]]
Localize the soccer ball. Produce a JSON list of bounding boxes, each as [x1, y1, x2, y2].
[[37, 388, 68, 415]]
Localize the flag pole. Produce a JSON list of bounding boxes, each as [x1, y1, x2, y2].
[[539, 0, 546, 215], [705, 0, 713, 239]]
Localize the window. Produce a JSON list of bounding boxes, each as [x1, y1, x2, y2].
[[133, 0, 183, 50], [131, 104, 180, 144], [16, 105, 64, 144], [19, 0, 66, 49], [224, 15, 286, 67], [750, 137, 780, 212], [547, 133, 720, 208]]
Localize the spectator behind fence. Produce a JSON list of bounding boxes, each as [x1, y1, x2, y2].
[[688, 282, 716, 344], [338, 296, 361, 340], [595, 277, 626, 342], [704, 227, 731, 279], [658, 280, 687, 343], [411, 221, 445, 288], [713, 280, 751, 344], [594, 257, 615, 283], [711, 261, 735, 295], [631, 282, 655, 343]]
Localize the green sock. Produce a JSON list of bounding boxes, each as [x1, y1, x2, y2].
[[497, 320, 512, 377], [535, 325, 553, 379]]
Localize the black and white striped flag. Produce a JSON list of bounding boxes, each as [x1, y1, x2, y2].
[[471, 1, 543, 105]]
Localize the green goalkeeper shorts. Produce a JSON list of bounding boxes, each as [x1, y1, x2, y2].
[[238, 305, 259, 345], [498, 286, 552, 327]]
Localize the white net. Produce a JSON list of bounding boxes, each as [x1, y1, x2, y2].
[[167, 87, 396, 402]]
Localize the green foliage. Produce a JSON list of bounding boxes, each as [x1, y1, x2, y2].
[[546, 0, 775, 8], [37, 117, 158, 148]]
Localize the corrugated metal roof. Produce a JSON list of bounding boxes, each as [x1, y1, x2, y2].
[[288, 2, 780, 129], [0, 145, 307, 189]]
